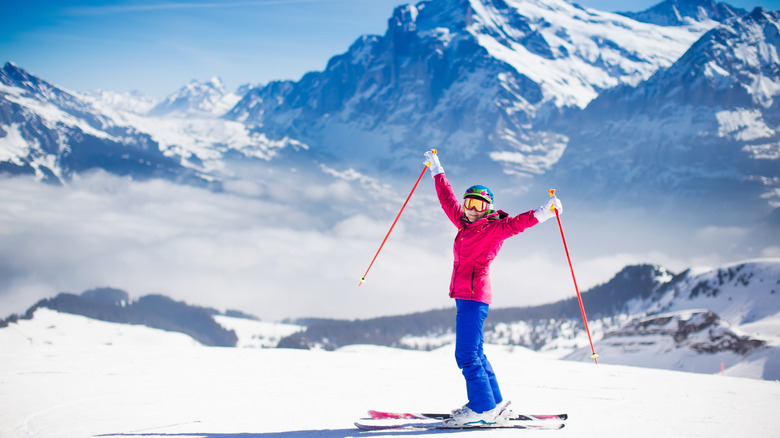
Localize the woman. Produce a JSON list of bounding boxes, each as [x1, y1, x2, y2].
[[424, 150, 562, 427]]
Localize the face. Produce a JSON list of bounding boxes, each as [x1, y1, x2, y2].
[[463, 197, 489, 222], [464, 207, 487, 223]]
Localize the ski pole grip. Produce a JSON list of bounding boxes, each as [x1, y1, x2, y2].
[[548, 189, 557, 211], [425, 148, 438, 167]]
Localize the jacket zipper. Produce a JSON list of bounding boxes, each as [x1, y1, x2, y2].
[[470, 267, 475, 299]]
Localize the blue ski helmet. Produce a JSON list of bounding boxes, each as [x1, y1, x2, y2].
[[463, 185, 494, 204]]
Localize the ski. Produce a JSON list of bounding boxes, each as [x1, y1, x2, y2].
[[355, 418, 566, 431], [368, 409, 568, 422]]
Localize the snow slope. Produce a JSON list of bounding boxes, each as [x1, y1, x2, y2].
[[2, 308, 780, 437]]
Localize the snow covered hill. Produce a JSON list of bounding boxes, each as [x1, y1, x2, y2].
[[643, 259, 780, 323], [1, 308, 779, 437], [0, 307, 200, 348], [557, 260, 780, 379], [569, 309, 780, 380], [1, 288, 308, 349], [213, 314, 304, 348]]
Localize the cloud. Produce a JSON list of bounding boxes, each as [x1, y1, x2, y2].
[[1, 170, 776, 322], [0, 171, 453, 320]]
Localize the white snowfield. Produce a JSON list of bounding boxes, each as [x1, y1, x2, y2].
[[2, 308, 779, 437]]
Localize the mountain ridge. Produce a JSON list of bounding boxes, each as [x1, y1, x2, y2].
[[619, 0, 747, 26]]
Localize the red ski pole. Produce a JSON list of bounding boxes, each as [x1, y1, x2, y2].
[[359, 149, 436, 286], [549, 189, 598, 364]]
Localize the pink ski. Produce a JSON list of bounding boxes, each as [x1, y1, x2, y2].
[[368, 409, 567, 421]]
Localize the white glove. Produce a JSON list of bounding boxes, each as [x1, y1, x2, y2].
[[534, 196, 562, 223], [424, 150, 444, 177]]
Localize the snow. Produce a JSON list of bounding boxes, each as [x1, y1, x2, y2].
[[80, 89, 158, 115], [716, 108, 775, 142], [741, 312, 780, 337], [2, 309, 780, 437], [0, 123, 31, 164], [213, 315, 304, 348], [2, 85, 116, 142], [0, 308, 200, 349], [467, 0, 714, 109], [657, 259, 780, 325], [0, 122, 61, 180], [83, 94, 308, 172]]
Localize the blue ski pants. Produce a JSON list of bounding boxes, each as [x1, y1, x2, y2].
[[455, 299, 502, 413]]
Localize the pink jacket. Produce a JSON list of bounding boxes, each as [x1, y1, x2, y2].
[[434, 173, 539, 305]]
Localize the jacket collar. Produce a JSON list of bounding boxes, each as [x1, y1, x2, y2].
[[462, 209, 509, 224]]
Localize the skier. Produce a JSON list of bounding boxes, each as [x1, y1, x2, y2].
[[423, 150, 562, 427]]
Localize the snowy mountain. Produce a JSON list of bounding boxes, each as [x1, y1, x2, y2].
[[0, 62, 308, 183], [619, 0, 746, 26], [225, 0, 715, 177], [148, 77, 243, 118], [0, 62, 208, 185], [3, 0, 772, 208], [544, 7, 780, 215]]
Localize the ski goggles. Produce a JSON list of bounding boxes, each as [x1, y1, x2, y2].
[[463, 197, 489, 212]]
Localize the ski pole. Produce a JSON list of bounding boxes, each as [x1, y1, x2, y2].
[[549, 189, 598, 364], [359, 149, 436, 286]]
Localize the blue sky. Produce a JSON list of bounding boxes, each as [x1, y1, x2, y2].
[[2, 0, 777, 98]]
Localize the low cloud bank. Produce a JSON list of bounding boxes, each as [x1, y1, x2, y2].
[[0, 171, 774, 321]]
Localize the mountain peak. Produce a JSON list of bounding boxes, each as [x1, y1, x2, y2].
[[652, 7, 780, 108], [619, 0, 747, 26], [1, 62, 57, 99], [207, 76, 224, 87], [148, 76, 239, 118]]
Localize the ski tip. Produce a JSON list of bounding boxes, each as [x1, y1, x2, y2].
[[368, 410, 425, 420]]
